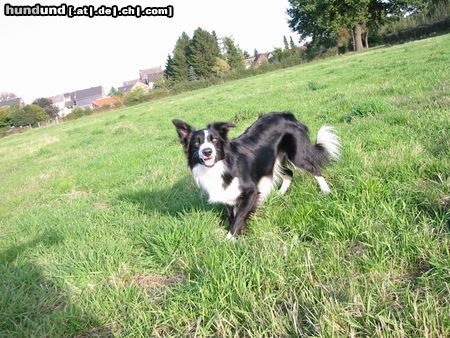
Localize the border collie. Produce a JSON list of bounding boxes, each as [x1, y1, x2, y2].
[[172, 112, 340, 240]]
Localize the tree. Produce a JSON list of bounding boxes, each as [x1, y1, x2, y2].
[[212, 30, 220, 54], [289, 36, 297, 49], [171, 32, 191, 81], [188, 66, 198, 81], [33, 97, 59, 118], [287, 0, 418, 52], [212, 57, 231, 77], [188, 27, 221, 78], [243, 50, 251, 59], [164, 54, 175, 79], [254, 49, 259, 58], [10, 104, 47, 127], [223, 36, 244, 70], [0, 107, 11, 128], [108, 87, 119, 96], [272, 48, 284, 63], [283, 35, 290, 50]]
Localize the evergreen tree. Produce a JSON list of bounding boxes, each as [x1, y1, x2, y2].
[[188, 66, 198, 81], [188, 27, 221, 78], [212, 30, 220, 54], [283, 35, 290, 50], [223, 36, 244, 70], [171, 32, 190, 81], [108, 87, 118, 96], [289, 36, 296, 49], [254, 49, 259, 58], [164, 54, 175, 79]]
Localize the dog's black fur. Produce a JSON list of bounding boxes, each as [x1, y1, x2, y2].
[[173, 112, 340, 238]]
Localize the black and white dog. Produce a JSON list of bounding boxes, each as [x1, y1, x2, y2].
[[172, 112, 340, 240]]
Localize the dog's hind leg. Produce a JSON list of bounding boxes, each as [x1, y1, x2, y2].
[[225, 205, 235, 225], [289, 157, 332, 194], [278, 167, 293, 195], [273, 156, 293, 195], [314, 175, 331, 194], [282, 129, 333, 194]]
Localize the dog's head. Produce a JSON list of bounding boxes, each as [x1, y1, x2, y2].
[[172, 119, 235, 168]]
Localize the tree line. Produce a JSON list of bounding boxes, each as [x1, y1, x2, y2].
[[0, 97, 58, 129], [163, 28, 245, 83], [287, 0, 448, 52]]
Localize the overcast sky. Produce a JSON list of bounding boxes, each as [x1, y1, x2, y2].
[[0, 0, 300, 103]]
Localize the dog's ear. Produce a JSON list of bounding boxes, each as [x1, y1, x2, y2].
[[210, 121, 235, 139], [172, 119, 194, 151]]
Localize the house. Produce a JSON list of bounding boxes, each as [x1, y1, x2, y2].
[[138, 66, 164, 88], [243, 57, 255, 69], [118, 81, 150, 94], [0, 97, 24, 108], [117, 66, 164, 93], [74, 86, 105, 108], [92, 96, 118, 108], [63, 92, 75, 108], [50, 93, 74, 117], [254, 52, 274, 68], [122, 79, 140, 86]]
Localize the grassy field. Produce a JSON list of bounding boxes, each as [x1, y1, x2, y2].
[[1, 34, 449, 337]]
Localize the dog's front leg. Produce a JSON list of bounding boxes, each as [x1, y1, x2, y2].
[[227, 188, 259, 238]]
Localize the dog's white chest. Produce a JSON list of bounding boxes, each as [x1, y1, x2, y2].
[[192, 161, 241, 206]]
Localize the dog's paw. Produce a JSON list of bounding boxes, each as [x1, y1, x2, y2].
[[225, 232, 237, 241]]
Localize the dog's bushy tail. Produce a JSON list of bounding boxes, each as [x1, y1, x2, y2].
[[315, 125, 341, 162]]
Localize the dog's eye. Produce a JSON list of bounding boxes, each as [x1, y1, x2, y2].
[[212, 137, 218, 143], [193, 141, 200, 147]]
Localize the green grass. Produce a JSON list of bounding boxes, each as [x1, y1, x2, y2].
[[1, 35, 449, 337]]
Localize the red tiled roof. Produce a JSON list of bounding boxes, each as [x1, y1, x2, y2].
[[92, 96, 118, 107]]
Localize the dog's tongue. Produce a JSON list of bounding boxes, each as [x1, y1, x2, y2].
[[204, 157, 215, 166]]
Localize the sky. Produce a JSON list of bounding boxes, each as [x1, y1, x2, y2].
[[0, 0, 300, 103]]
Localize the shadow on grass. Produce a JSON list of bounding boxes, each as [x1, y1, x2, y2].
[[0, 231, 110, 336], [118, 175, 225, 218]]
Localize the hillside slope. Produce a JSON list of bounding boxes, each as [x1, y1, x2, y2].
[[0, 35, 449, 336]]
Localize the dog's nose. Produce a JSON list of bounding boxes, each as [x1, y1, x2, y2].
[[202, 148, 213, 157]]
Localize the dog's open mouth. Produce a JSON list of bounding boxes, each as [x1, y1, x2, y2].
[[202, 156, 215, 167]]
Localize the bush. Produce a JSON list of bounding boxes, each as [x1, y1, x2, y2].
[[0, 107, 11, 128], [319, 47, 338, 59], [9, 104, 48, 127], [303, 45, 322, 60], [64, 107, 92, 121], [146, 88, 171, 100], [212, 57, 231, 77], [382, 18, 450, 44], [123, 88, 148, 106], [153, 77, 172, 91], [171, 79, 215, 94]]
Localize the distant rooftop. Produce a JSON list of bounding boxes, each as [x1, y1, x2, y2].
[[75, 86, 103, 100], [139, 66, 164, 83], [0, 97, 24, 107]]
